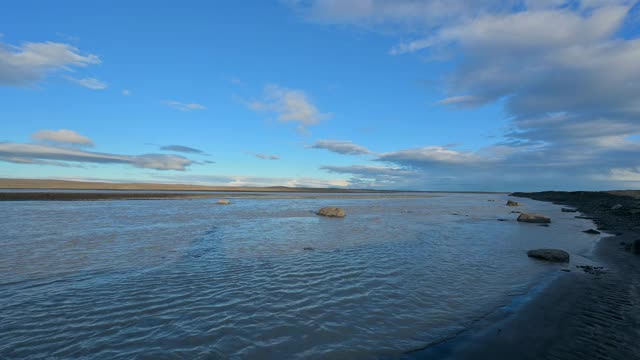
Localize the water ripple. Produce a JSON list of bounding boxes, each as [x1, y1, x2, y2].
[[0, 194, 602, 359]]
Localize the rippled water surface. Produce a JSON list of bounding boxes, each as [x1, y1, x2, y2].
[[0, 193, 601, 359]]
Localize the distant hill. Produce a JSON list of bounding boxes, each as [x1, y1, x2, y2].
[[0, 178, 399, 193]]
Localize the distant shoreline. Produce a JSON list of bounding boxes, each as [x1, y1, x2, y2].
[[0, 178, 506, 195], [0, 192, 442, 201]]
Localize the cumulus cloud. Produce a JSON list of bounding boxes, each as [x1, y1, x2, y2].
[[0, 142, 194, 171], [289, 0, 640, 190], [255, 153, 280, 160], [376, 146, 483, 166], [67, 77, 107, 90], [164, 100, 207, 111], [0, 39, 100, 86], [249, 84, 331, 132], [32, 129, 94, 147], [160, 145, 204, 154], [310, 140, 371, 155]]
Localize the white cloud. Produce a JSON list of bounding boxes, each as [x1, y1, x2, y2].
[[0, 142, 194, 171], [32, 129, 94, 147], [122, 89, 131, 96], [377, 146, 482, 165], [320, 164, 417, 188], [0, 39, 100, 86], [437, 95, 481, 107], [605, 167, 640, 181], [160, 145, 204, 154], [164, 100, 207, 112], [249, 84, 331, 132], [310, 139, 371, 155], [68, 77, 107, 90], [255, 153, 280, 160]]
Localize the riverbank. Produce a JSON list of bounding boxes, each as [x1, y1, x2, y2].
[[406, 191, 640, 360]]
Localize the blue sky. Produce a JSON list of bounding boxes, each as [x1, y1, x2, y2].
[[1, 0, 639, 191]]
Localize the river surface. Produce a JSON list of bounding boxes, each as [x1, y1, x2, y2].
[[0, 193, 602, 359]]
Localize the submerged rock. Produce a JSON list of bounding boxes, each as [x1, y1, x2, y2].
[[506, 200, 522, 206], [561, 208, 577, 213], [517, 213, 551, 223], [576, 265, 606, 275], [317, 207, 346, 218], [611, 204, 623, 210], [511, 210, 522, 214], [633, 240, 640, 254], [527, 249, 570, 262], [217, 199, 231, 205], [583, 229, 601, 235]]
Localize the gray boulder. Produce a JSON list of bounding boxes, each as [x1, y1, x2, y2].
[[527, 249, 570, 262], [583, 229, 601, 235], [317, 207, 346, 218], [517, 213, 551, 223], [506, 200, 522, 206]]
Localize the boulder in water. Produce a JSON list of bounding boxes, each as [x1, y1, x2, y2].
[[517, 213, 551, 223], [506, 200, 522, 206], [527, 249, 570, 262], [317, 207, 346, 218], [217, 199, 231, 205], [561, 208, 577, 213], [583, 229, 601, 235]]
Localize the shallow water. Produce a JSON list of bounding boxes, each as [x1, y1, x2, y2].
[[0, 193, 602, 359]]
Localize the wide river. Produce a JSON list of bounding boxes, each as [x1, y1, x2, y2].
[[0, 193, 602, 359]]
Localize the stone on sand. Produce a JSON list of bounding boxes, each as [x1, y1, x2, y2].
[[317, 207, 346, 218], [527, 249, 570, 262], [517, 213, 551, 223]]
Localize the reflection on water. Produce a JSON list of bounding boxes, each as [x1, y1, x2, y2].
[[0, 193, 600, 359]]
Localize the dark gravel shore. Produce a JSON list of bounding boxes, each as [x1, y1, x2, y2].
[[407, 191, 640, 360]]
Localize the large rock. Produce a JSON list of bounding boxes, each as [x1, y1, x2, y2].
[[517, 213, 551, 223], [583, 229, 601, 235], [317, 207, 346, 218], [217, 199, 231, 205], [527, 249, 570, 262], [506, 200, 522, 206]]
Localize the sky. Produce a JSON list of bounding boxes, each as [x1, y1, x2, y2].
[[1, 0, 639, 191]]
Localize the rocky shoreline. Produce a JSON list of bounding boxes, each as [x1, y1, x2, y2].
[[407, 191, 640, 360]]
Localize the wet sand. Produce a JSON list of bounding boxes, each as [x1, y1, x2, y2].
[[406, 191, 640, 360]]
